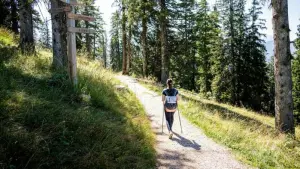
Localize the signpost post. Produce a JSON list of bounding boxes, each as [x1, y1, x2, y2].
[[49, 0, 96, 86], [67, 6, 77, 85]]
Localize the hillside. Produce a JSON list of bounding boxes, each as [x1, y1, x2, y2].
[[0, 47, 156, 168], [138, 79, 300, 169]]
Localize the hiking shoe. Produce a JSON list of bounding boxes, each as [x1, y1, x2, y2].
[[169, 132, 173, 139]]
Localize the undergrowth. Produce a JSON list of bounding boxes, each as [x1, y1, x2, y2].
[[0, 27, 17, 47], [139, 79, 300, 169], [0, 50, 155, 169]]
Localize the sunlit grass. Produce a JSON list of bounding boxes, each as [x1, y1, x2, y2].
[[0, 50, 155, 168], [0, 27, 17, 47], [139, 79, 300, 169]]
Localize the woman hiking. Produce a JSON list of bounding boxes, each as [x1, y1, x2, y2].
[[162, 79, 179, 139]]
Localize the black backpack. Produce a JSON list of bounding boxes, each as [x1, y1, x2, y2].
[[164, 89, 178, 110]]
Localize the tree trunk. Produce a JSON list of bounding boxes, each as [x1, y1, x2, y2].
[[10, 0, 18, 34], [85, 6, 91, 55], [45, 19, 50, 48], [102, 34, 107, 68], [116, 24, 121, 71], [19, 0, 34, 55], [272, 0, 294, 134], [155, 22, 161, 81], [122, 4, 127, 75], [51, 0, 68, 69], [142, 5, 148, 77], [126, 24, 131, 73], [159, 0, 168, 83], [229, 0, 237, 104]]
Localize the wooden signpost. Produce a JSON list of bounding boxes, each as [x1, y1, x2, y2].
[[49, 0, 96, 85], [59, 0, 83, 6], [67, 6, 77, 85], [68, 27, 96, 34], [48, 6, 71, 13], [67, 13, 96, 21]]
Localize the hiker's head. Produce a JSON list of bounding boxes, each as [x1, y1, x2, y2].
[[166, 79, 173, 89]]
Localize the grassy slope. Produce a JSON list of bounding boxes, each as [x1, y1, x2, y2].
[[0, 49, 156, 169], [139, 79, 300, 169], [0, 27, 17, 47]]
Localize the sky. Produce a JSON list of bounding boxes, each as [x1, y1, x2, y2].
[[38, 0, 300, 41]]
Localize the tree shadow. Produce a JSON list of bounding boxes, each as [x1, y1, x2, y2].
[[0, 58, 156, 169], [171, 132, 201, 151], [157, 149, 195, 169]]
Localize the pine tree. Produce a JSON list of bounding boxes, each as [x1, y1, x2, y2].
[[167, 0, 197, 90], [19, 0, 35, 54], [102, 32, 107, 68], [141, 0, 149, 77], [121, 0, 128, 74], [196, 0, 215, 95], [267, 55, 275, 114], [159, 0, 168, 83], [146, 4, 161, 81], [110, 11, 122, 71], [242, 0, 269, 110], [292, 21, 300, 123], [0, 0, 18, 33], [214, 0, 241, 103], [272, 0, 294, 134], [0, 0, 10, 27], [10, 0, 18, 34], [39, 19, 51, 48], [210, 6, 224, 100], [51, 0, 68, 68]]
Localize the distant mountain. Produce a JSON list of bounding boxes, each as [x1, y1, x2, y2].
[[265, 40, 297, 62]]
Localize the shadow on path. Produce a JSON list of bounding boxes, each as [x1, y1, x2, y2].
[[172, 132, 201, 150], [157, 149, 195, 169]]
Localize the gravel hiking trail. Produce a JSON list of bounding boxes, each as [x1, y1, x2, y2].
[[117, 76, 250, 169]]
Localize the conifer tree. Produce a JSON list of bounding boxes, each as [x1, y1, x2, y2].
[[242, 0, 269, 110], [19, 0, 35, 54], [196, 0, 215, 95], [159, 0, 168, 83], [110, 11, 122, 71], [272, 0, 294, 134], [292, 21, 300, 123], [39, 19, 51, 48]]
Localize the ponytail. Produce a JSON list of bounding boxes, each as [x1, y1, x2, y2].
[[167, 79, 173, 89]]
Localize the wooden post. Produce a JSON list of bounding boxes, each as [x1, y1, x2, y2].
[[67, 5, 77, 85]]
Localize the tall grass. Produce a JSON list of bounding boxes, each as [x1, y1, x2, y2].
[[0, 50, 155, 169], [139, 79, 300, 169], [0, 27, 17, 47]]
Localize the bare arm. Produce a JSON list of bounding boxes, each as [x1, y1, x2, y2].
[[162, 95, 166, 103]]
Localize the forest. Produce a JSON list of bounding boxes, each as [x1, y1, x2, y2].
[[1, 0, 300, 168], [0, 0, 299, 130], [109, 0, 300, 128], [1, 0, 300, 130]]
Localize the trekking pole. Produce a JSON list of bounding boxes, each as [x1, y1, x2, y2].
[[162, 105, 165, 133], [178, 108, 183, 134]]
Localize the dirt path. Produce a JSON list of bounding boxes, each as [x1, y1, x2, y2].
[[117, 76, 250, 169]]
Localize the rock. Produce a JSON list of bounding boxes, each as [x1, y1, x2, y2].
[[115, 85, 127, 91]]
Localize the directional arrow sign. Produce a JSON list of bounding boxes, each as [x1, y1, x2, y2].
[[67, 13, 95, 22], [59, 0, 83, 6], [48, 6, 71, 13], [68, 27, 96, 34]]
